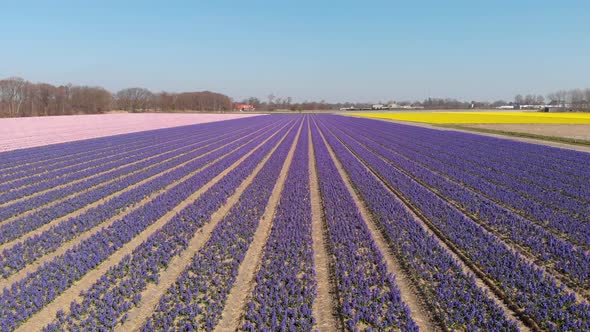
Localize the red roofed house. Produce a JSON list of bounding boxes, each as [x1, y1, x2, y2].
[[234, 103, 256, 112]]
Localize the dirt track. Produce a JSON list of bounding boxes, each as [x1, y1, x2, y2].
[[461, 124, 590, 140]]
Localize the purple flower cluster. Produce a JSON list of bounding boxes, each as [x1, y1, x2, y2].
[[242, 118, 316, 331], [315, 118, 517, 330], [0, 139, 155, 191], [0, 120, 263, 222], [142, 121, 299, 331], [372, 127, 590, 244], [2, 113, 589, 332], [0, 115, 264, 173], [310, 121, 417, 331], [0, 130, 153, 174], [0, 118, 284, 330], [344, 117, 590, 216], [0, 122, 278, 278], [0, 125, 263, 247], [0, 126, 231, 203], [0, 119, 215, 180], [333, 121, 590, 288], [340, 116, 590, 227], [43, 119, 295, 331], [319, 115, 590, 330]]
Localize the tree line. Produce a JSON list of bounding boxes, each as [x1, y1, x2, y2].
[[244, 92, 590, 111], [0, 77, 232, 118], [3, 76, 589, 117], [544, 88, 590, 110], [115, 88, 232, 113]]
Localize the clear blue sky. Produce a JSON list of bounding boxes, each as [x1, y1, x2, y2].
[[1, 0, 588, 102]]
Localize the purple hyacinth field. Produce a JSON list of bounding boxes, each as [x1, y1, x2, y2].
[[1, 113, 589, 331]]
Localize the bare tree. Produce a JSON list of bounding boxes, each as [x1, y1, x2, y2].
[[267, 93, 275, 110], [556, 90, 567, 106], [155, 92, 177, 111], [70, 86, 112, 114], [0, 76, 237, 117], [244, 97, 261, 108], [175, 91, 232, 111], [568, 89, 584, 104], [33, 83, 58, 116], [0, 77, 28, 117], [56, 84, 73, 115], [524, 94, 536, 104], [116, 88, 155, 112]]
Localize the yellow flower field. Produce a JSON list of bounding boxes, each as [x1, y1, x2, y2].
[[352, 112, 590, 124]]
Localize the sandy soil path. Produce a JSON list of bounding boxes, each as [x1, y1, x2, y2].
[[308, 120, 341, 332]]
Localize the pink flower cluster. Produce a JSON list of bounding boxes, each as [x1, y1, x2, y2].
[[0, 113, 261, 152]]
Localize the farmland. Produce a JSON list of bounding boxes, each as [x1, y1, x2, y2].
[[0, 113, 260, 153], [352, 111, 590, 124], [0, 114, 589, 331], [352, 111, 590, 150]]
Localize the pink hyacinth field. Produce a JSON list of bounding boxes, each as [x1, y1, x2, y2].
[[0, 113, 261, 152]]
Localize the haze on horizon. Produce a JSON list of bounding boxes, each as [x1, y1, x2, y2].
[[1, 0, 589, 103]]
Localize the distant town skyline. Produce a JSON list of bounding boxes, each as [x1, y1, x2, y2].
[[1, 0, 589, 103]]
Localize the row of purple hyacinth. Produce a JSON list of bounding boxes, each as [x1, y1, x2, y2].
[[0, 123, 207, 187], [0, 130, 226, 204], [337, 117, 590, 222], [0, 117, 288, 331], [342, 117, 590, 213], [0, 117, 265, 185], [241, 118, 316, 331], [331, 122, 590, 289], [310, 120, 417, 331], [0, 138, 154, 187], [0, 122, 278, 279], [141, 120, 299, 331], [378, 118, 590, 181], [0, 121, 202, 175], [0, 116, 263, 172], [0, 122, 252, 197], [0, 127, 159, 172], [0, 124, 266, 248], [347, 121, 590, 239], [320, 115, 590, 331], [0, 120, 263, 220], [315, 117, 518, 331], [359, 120, 590, 207]]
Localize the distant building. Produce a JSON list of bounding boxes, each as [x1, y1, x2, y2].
[[400, 105, 424, 110], [371, 104, 385, 110], [234, 103, 256, 112], [520, 104, 544, 110], [540, 106, 574, 113]]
